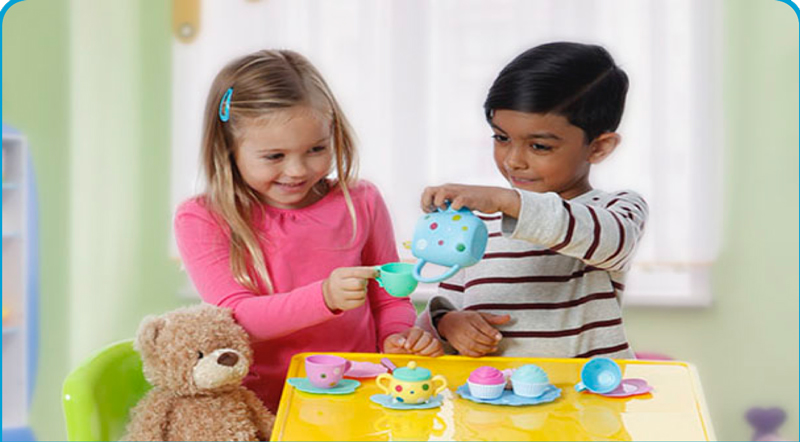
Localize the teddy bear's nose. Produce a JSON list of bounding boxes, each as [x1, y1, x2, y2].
[[217, 351, 239, 367]]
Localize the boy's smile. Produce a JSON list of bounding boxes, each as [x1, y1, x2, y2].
[[490, 110, 617, 200]]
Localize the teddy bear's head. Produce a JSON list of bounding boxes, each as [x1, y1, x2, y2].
[[135, 304, 252, 396]]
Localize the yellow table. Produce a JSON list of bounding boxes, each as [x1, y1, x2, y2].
[[272, 353, 715, 441]]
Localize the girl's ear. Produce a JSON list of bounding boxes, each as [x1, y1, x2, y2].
[[587, 132, 621, 164]]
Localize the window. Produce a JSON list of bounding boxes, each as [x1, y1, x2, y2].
[[171, 0, 722, 306]]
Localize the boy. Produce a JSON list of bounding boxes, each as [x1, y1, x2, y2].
[[416, 42, 647, 359]]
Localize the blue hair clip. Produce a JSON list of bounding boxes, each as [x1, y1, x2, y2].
[[219, 87, 233, 122]]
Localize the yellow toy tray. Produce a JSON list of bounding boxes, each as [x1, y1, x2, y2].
[[272, 352, 715, 441]]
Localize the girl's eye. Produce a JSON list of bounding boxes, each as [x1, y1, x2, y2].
[[530, 143, 553, 151], [264, 153, 284, 161], [309, 145, 327, 154], [492, 134, 510, 143]]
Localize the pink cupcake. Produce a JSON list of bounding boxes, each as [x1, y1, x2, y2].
[[467, 366, 506, 399]]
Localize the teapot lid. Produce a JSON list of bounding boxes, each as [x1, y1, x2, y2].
[[392, 361, 431, 382]]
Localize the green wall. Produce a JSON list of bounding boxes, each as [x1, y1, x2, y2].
[[3, 1, 185, 440], [624, 1, 799, 440], [2, 0, 798, 440]]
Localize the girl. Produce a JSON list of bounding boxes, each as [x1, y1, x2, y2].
[[175, 50, 442, 412]]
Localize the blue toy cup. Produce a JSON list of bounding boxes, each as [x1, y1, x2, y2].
[[574, 357, 622, 394]]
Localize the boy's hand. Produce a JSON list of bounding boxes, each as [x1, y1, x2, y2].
[[322, 267, 378, 312], [383, 327, 444, 357], [437, 311, 511, 357], [421, 184, 521, 218]]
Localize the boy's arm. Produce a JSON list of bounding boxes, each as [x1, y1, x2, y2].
[[174, 202, 343, 343], [415, 270, 466, 354], [359, 184, 417, 350], [502, 189, 649, 271]]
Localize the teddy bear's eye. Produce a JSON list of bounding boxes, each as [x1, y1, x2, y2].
[[197, 351, 204, 359]]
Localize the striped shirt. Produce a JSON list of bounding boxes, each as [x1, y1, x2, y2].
[[416, 188, 648, 359]]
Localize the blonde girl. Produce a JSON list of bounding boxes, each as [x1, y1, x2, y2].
[[175, 50, 442, 412]]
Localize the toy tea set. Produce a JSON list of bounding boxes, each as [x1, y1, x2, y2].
[[374, 205, 489, 297], [289, 355, 652, 410]]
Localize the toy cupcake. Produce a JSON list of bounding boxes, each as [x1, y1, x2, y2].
[[511, 364, 549, 398], [467, 366, 506, 399]]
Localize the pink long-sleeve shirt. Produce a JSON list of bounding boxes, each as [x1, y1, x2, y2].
[[174, 180, 416, 411]]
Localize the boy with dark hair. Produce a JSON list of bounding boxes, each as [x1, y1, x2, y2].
[[417, 42, 647, 359]]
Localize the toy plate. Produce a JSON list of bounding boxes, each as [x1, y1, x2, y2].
[[591, 378, 652, 398], [370, 394, 444, 410], [287, 377, 360, 395], [456, 384, 561, 406], [345, 361, 388, 378]]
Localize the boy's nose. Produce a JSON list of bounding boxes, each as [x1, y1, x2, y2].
[[504, 146, 527, 170]]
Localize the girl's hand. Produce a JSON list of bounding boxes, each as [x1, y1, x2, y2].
[[383, 327, 444, 357], [322, 266, 379, 312], [421, 184, 521, 218], [437, 311, 511, 357]]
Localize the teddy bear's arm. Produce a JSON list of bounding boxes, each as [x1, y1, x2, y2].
[[122, 390, 174, 441], [240, 388, 275, 441]]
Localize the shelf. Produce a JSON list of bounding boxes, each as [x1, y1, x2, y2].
[[3, 232, 19, 239], [2, 183, 17, 190], [2, 327, 18, 337]]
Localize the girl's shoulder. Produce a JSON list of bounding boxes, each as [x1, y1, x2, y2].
[[175, 195, 214, 219]]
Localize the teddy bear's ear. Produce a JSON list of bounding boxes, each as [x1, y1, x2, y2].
[[134, 315, 167, 358]]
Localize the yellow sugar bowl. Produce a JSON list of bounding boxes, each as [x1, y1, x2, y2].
[[376, 361, 448, 404]]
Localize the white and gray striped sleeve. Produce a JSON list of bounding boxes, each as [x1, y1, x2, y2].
[[501, 190, 648, 272]]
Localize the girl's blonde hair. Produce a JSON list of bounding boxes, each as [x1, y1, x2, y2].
[[200, 49, 358, 294]]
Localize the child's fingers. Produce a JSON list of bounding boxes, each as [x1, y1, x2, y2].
[[432, 191, 451, 210], [339, 277, 369, 291], [341, 266, 380, 280], [471, 315, 504, 342], [410, 332, 433, 352], [417, 338, 443, 356], [402, 327, 424, 350], [421, 187, 437, 212]]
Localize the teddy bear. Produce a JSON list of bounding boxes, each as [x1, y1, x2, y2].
[[122, 304, 275, 441]]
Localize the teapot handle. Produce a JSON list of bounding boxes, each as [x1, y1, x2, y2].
[[413, 260, 461, 283], [376, 373, 393, 395]]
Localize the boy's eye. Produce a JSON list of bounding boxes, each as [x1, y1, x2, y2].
[[492, 134, 510, 143], [530, 143, 553, 151]]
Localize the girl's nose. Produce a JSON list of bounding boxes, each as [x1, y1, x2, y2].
[[285, 159, 308, 177]]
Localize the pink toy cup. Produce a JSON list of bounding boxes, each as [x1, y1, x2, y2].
[[305, 355, 352, 389]]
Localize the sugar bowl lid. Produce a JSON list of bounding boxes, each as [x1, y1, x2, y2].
[[392, 361, 431, 382]]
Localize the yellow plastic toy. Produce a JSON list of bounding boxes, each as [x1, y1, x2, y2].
[[375, 361, 447, 404]]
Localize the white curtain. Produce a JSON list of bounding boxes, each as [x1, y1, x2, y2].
[[171, 0, 722, 306]]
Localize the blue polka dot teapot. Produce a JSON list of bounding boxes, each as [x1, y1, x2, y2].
[[411, 205, 488, 283]]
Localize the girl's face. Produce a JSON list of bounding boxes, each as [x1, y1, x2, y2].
[[490, 110, 595, 200], [234, 106, 333, 209]]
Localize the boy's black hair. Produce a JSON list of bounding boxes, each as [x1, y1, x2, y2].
[[484, 42, 629, 142]]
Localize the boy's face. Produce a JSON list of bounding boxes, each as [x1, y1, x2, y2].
[[490, 110, 608, 200]]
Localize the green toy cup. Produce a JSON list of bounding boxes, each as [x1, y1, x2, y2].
[[374, 262, 418, 297]]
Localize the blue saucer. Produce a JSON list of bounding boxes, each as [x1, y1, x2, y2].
[[370, 394, 444, 410], [287, 377, 360, 395], [456, 384, 561, 406]]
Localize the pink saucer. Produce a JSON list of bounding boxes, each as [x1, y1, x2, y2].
[[344, 361, 388, 378], [593, 378, 652, 398]]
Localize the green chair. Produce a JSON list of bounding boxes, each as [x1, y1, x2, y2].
[[62, 340, 151, 441]]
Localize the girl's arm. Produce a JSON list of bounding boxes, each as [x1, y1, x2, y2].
[[360, 184, 417, 350], [174, 201, 339, 342], [502, 189, 649, 271]]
